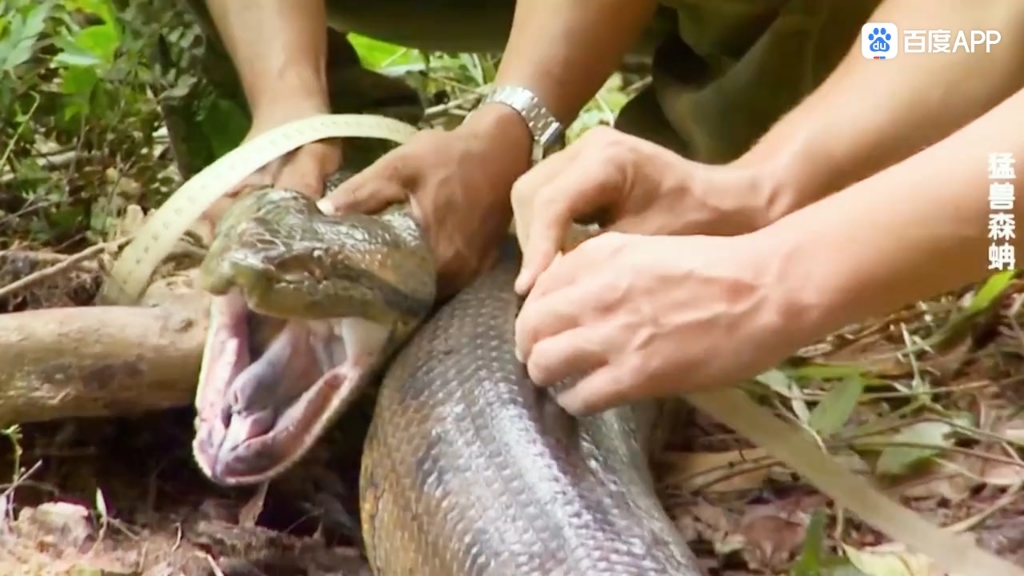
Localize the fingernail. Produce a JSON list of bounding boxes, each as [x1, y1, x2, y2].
[[315, 198, 335, 215], [557, 392, 585, 417], [514, 270, 531, 294], [514, 346, 524, 363]]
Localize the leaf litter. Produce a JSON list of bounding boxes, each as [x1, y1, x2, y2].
[[655, 276, 1024, 574]]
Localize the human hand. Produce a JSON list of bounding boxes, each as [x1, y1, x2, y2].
[[511, 126, 769, 294], [318, 105, 533, 299], [198, 97, 343, 241], [513, 232, 806, 415], [238, 100, 344, 196]]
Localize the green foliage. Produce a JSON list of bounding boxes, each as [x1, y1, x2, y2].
[[348, 33, 421, 71], [0, 0, 197, 246], [0, 7, 635, 250]]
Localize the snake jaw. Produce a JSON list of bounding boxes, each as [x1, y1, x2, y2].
[[192, 292, 391, 486]]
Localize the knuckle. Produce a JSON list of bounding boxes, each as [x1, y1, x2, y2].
[[409, 127, 446, 147], [510, 179, 533, 206], [514, 313, 537, 351], [583, 125, 616, 143], [526, 353, 548, 384], [581, 126, 630, 155]]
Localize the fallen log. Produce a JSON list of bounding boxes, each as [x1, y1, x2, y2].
[[0, 274, 209, 427]]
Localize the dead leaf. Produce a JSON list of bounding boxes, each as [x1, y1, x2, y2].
[[660, 448, 772, 493], [738, 512, 808, 572], [898, 470, 976, 503], [690, 499, 739, 554], [980, 460, 1024, 486], [238, 482, 268, 527], [13, 501, 93, 550]]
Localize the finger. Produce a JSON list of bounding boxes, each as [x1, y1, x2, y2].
[[509, 143, 581, 213], [514, 276, 589, 363], [526, 239, 602, 302], [525, 325, 611, 388], [276, 163, 327, 199], [509, 146, 579, 246], [513, 159, 622, 296], [318, 179, 410, 217], [318, 148, 416, 215], [233, 168, 275, 195], [275, 141, 343, 199], [556, 363, 639, 417]]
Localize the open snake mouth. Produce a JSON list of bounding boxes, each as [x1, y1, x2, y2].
[[192, 291, 390, 486]]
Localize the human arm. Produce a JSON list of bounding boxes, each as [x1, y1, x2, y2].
[[439, 0, 661, 188], [737, 0, 1024, 226], [199, 0, 340, 208], [481, 0, 658, 128], [205, 0, 329, 121], [513, 85, 1024, 414], [762, 84, 1024, 348]]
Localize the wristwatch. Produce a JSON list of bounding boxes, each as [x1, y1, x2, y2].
[[477, 85, 565, 162]]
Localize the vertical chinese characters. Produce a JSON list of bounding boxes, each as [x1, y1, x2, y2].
[[987, 152, 1016, 271]]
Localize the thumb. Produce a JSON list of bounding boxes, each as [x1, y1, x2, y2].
[[318, 148, 416, 216], [513, 165, 618, 295]]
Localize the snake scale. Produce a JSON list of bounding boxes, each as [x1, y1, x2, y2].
[[189, 183, 704, 575]]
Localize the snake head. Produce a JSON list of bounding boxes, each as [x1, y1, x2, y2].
[[191, 187, 436, 486]]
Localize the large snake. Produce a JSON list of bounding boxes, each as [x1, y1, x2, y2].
[[189, 183, 704, 575]]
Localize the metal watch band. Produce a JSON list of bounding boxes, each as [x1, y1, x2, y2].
[[479, 85, 565, 161]]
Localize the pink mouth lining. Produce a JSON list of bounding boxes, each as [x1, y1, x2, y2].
[[192, 292, 365, 486]]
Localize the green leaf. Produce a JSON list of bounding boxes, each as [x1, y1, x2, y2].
[[0, 1, 54, 73], [200, 97, 250, 158], [786, 363, 869, 382], [65, 0, 118, 25], [52, 32, 100, 67], [53, 48, 104, 68], [808, 376, 865, 438], [964, 269, 1016, 314], [347, 33, 418, 70], [755, 368, 811, 423], [874, 421, 954, 476], [60, 64, 98, 95], [73, 23, 120, 64]]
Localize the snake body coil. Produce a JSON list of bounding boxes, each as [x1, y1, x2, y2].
[[362, 242, 702, 575]]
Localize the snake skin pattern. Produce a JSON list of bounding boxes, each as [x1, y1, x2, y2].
[[360, 241, 703, 575]]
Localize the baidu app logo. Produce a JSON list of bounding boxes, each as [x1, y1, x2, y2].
[[861, 23, 899, 60]]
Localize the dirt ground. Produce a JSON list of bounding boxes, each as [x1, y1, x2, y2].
[[1, 399, 379, 575]]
